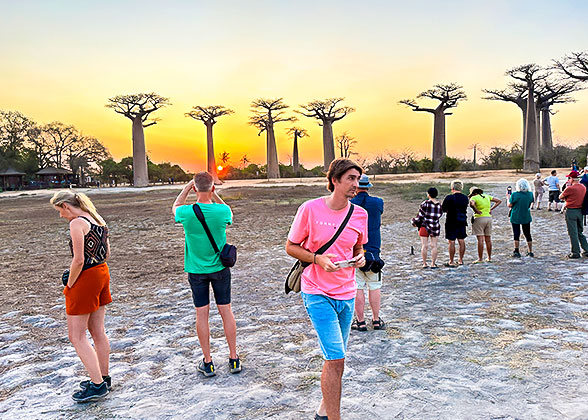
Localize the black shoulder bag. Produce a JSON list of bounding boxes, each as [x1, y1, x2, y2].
[[285, 204, 355, 294], [193, 204, 237, 268]]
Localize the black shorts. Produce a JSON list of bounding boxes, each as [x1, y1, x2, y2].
[[188, 268, 231, 308], [548, 190, 560, 203], [445, 225, 467, 241]]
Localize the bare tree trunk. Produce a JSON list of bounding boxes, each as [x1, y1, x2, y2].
[[267, 125, 280, 179], [322, 120, 335, 170], [132, 116, 149, 187], [205, 122, 221, 184], [523, 89, 540, 172], [293, 133, 300, 174], [520, 106, 527, 151], [541, 109, 553, 152], [432, 110, 446, 171], [535, 105, 541, 156]]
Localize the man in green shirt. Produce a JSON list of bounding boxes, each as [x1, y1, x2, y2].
[[173, 172, 241, 377]]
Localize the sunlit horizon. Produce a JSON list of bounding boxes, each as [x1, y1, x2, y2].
[[2, 1, 588, 172]]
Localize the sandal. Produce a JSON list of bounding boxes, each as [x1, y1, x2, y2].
[[430, 264, 439, 269], [372, 318, 386, 330], [351, 319, 367, 332]]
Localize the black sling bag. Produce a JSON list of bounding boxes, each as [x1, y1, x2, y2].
[[192, 204, 237, 268]]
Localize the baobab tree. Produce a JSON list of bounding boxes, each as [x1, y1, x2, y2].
[[185, 105, 234, 184], [249, 98, 295, 179], [297, 98, 355, 170], [535, 78, 582, 151], [399, 83, 467, 171], [286, 127, 308, 174], [484, 65, 581, 153], [336, 132, 357, 158], [106, 92, 170, 187], [554, 51, 588, 81], [505, 65, 545, 172]]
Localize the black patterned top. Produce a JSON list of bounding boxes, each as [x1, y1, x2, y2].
[[69, 216, 109, 270]]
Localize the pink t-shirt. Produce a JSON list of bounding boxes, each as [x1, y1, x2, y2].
[[288, 197, 368, 300]]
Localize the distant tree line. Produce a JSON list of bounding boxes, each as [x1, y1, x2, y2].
[[0, 111, 110, 184]]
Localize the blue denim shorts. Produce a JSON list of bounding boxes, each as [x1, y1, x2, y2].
[[301, 292, 355, 360]]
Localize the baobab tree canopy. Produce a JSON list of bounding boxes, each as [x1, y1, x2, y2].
[[297, 98, 355, 170], [185, 105, 234, 125], [106, 92, 170, 187], [106, 93, 171, 127], [554, 51, 588, 81], [185, 105, 234, 184], [249, 98, 295, 179], [399, 83, 466, 171]]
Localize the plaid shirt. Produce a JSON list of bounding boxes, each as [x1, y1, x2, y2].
[[412, 199, 443, 236]]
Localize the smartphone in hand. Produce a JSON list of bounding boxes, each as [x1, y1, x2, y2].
[[334, 258, 356, 268]]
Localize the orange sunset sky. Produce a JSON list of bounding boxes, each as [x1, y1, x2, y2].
[[1, 1, 588, 172]]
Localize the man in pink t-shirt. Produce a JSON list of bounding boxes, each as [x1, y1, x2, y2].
[[286, 159, 368, 420]]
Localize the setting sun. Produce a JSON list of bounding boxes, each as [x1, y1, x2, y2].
[[217, 166, 223, 171]]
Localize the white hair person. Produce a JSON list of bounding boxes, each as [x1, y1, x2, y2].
[[516, 178, 531, 192]]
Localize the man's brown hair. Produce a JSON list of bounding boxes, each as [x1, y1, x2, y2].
[[193, 171, 214, 192], [326, 158, 363, 192]]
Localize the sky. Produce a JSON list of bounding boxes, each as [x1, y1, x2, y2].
[[1, 0, 588, 172]]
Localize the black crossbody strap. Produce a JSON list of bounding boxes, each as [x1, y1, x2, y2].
[[301, 204, 355, 268], [193, 204, 221, 254]]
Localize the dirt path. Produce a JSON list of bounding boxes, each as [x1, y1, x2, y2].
[[0, 183, 587, 419]]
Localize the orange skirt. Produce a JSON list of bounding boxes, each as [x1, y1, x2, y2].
[[63, 263, 112, 315]]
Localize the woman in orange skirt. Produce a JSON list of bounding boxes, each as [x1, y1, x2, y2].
[[51, 191, 112, 403]]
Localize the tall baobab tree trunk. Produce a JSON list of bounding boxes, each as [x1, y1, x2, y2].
[[541, 109, 553, 151], [132, 116, 149, 187], [520, 106, 527, 151], [205, 122, 221, 184], [322, 121, 335, 170], [267, 125, 280, 179], [432, 110, 446, 171], [535, 105, 541, 154], [523, 89, 540, 172], [293, 133, 300, 173]]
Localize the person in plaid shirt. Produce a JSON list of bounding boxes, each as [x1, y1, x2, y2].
[[412, 187, 443, 268]]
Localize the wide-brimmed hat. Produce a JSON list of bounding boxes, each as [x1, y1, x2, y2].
[[358, 174, 373, 188], [567, 170, 580, 178]]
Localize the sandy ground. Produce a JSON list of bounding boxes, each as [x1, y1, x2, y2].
[[0, 178, 587, 420]]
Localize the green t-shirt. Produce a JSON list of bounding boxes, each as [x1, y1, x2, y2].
[[509, 191, 533, 224], [175, 203, 233, 274], [471, 194, 493, 218]]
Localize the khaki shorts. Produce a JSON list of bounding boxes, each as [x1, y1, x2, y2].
[[355, 270, 382, 291], [472, 216, 492, 236]]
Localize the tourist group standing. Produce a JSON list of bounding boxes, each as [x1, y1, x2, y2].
[[50, 160, 588, 420]]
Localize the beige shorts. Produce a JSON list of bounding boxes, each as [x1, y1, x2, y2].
[[355, 270, 382, 291], [472, 216, 492, 236]]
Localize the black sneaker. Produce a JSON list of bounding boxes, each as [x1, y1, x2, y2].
[[567, 253, 581, 259], [229, 357, 242, 374], [582, 251, 588, 257], [197, 359, 216, 377], [314, 414, 329, 420], [527, 252, 534, 257], [512, 250, 521, 258], [80, 375, 111, 391], [72, 381, 109, 403]]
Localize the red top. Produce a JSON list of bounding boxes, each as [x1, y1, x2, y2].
[[561, 183, 586, 209]]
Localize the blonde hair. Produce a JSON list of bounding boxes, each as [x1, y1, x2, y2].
[[50, 191, 106, 226]]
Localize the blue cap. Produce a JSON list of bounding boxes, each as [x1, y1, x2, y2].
[[358, 174, 373, 188]]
